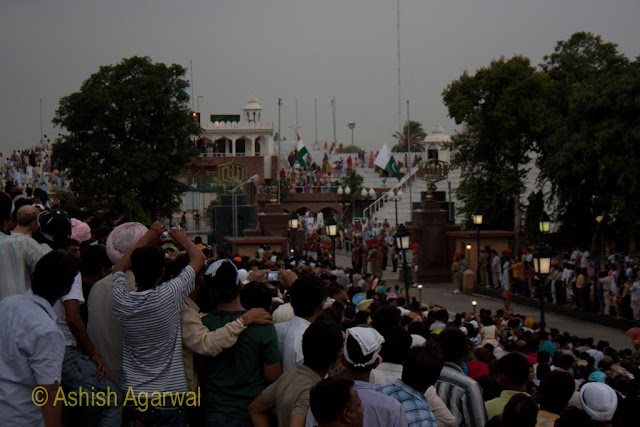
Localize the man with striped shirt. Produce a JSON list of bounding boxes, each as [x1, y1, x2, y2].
[[112, 223, 205, 427], [435, 327, 488, 427]]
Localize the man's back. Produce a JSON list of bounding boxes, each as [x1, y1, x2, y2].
[[201, 309, 281, 421], [0, 232, 49, 299], [112, 265, 195, 394], [262, 364, 321, 427], [275, 315, 310, 371], [87, 271, 136, 385], [0, 292, 65, 425], [376, 379, 437, 427], [436, 362, 487, 427]]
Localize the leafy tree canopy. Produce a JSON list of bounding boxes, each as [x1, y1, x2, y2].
[[342, 144, 363, 153], [52, 56, 199, 221], [442, 55, 548, 231], [537, 32, 639, 251], [392, 121, 427, 152]]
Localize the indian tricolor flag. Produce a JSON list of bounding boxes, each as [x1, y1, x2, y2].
[[374, 143, 402, 181], [296, 134, 308, 169]]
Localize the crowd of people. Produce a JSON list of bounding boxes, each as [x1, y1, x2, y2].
[[1, 142, 70, 198], [280, 147, 422, 193], [1, 189, 638, 427], [458, 247, 640, 321]]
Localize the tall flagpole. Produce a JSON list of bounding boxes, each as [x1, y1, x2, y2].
[[397, 0, 402, 134], [277, 98, 282, 204], [190, 60, 194, 110], [331, 97, 337, 148], [407, 99, 412, 221]]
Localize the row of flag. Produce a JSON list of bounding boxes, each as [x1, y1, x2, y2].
[[295, 135, 401, 181]]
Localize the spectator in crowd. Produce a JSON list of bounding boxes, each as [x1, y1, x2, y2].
[[485, 352, 531, 421], [275, 275, 326, 371], [0, 191, 49, 299], [375, 345, 442, 427], [537, 370, 577, 425], [249, 320, 344, 427], [201, 260, 282, 425], [501, 393, 538, 427], [0, 251, 77, 425], [309, 377, 364, 427], [112, 223, 206, 426], [87, 222, 148, 385], [580, 382, 618, 427], [307, 326, 408, 427], [436, 327, 488, 427]]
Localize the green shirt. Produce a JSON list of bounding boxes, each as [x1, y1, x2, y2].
[[202, 309, 281, 420], [485, 390, 530, 421]]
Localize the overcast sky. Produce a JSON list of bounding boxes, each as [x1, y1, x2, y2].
[[1, 0, 639, 155]]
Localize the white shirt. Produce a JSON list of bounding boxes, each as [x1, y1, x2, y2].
[[274, 315, 310, 372], [54, 273, 84, 347], [580, 252, 590, 268]]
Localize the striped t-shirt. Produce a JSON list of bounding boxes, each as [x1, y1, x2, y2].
[[113, 265, 195, 395]]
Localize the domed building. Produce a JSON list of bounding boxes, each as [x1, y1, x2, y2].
[[423, 124, 451, 163]]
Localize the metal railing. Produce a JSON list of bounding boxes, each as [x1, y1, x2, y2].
[[360, 161, 423, 222]]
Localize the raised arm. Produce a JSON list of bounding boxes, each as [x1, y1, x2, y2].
[[169, 227, 206, 275], [113, 222, 165, 273]]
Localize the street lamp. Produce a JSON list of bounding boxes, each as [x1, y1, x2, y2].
[[539, 211, 550, 233], [289, 212, 299, 257], [347, 122, 356, 146], [472, 208, 483, 286], [386, 189, 403, 226], [472, 300, 478, 315], [417, 283, 423, 307], [595, 214, 604, 256], [337, 185, 351, 222], [395, 224, 411, 307], [325, 217, 338, 268], [368, 188, 377, 199], [534, 210, 552, 329]]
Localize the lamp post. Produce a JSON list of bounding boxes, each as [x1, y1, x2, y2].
[[337, 185, 351, 220], [395, 224, 411, 307], [325, 217, 338, 268], [595, 214, 604, 256], [347, 122, 356, 146], [289, 212, 299, 257], [387, 189, 403, 226], [472, 300, 478, 315], [472, 209, 483, 285], [417, 283, 423, 307], [534, 210, 552, 329]]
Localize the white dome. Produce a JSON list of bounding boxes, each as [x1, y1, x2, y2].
[[243, 95, 262, 111], [424, 124, 451, 144]]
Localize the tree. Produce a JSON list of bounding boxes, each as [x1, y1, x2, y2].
[[342, 144, 362, 153], [52, 56, 199, 221], [340, 170, 364, 193], [442, 55, 548, 237], [537, 32, 638, 253], [392, 121, 427, 152]]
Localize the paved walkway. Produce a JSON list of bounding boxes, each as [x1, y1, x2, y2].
[[334, 252, 634, 350]]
